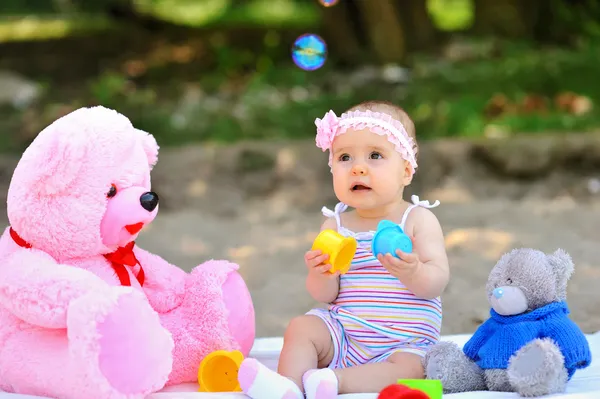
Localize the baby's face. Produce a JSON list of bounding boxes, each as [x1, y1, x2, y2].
[[330, 128, 412, 210]]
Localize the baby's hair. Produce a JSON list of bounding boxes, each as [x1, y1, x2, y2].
[[346, 100, 418, 159]]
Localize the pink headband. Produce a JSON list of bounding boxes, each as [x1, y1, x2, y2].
[[315, 109, 418, 172]]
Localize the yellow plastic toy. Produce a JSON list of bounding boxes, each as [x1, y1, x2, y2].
[[198, 350, 244, 392], [311, 229, 357, 274]]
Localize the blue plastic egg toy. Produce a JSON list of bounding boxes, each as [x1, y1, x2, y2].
[[372, 220, 413, 259]]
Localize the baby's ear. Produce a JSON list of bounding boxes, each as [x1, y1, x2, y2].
[[402, 161, 415, 185], [135, 128, 159, 169]]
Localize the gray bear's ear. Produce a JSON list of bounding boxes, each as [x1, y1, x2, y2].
[[548, 248, 574, 281], [548, 249, 574, 301]]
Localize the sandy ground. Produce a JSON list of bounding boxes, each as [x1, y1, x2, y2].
[[133, 195, 600, 338]]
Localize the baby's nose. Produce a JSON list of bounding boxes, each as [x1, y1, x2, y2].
[[351, 165, 367, 176], [493, 287, 504, 299]]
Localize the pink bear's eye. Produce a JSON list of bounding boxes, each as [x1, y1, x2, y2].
[[106, 184, 117, 198]]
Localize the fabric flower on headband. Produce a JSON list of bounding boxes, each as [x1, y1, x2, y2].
[[314, 108, 419, 173], [315, 110, 339, 151]]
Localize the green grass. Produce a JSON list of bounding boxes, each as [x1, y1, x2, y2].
[[427, 0, 474, 31], [0, 0, 471, 43], [133, 0, 233, 27], [224, 0, 319, 27], [56, 39, 597, 151], [135, 0, 474, 31], [3, 39, 599, 155], [0, 0, 320, 43], [0, 14, 115, 42], [0, 38, 586, 155], [405, 41, 600, 138], [1, 2, 599, 152]]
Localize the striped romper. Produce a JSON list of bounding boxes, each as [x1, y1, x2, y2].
[[307, 195, 443, 368]]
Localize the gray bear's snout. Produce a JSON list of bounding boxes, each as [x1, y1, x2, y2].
[[490, 286, 528, 316]]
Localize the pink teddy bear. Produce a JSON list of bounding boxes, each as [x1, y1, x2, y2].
[[0, 106, 255, 398]]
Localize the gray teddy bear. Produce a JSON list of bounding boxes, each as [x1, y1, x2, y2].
[[423, 248, 591, 397]]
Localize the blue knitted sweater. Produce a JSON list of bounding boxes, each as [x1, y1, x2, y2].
[[463, 301, 591, 379]]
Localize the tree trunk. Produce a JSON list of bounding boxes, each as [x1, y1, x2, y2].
[[319, 0, 365, 66], [354, 0, 407, 64], [397, 0, 441, 51], [471, 0, 543, 38], [532, 0, 596, 43]]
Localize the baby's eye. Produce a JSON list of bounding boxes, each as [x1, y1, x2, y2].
[[339, 154, 351, 162], [370, 152, 383, 160], [106, 184, 117, 198]]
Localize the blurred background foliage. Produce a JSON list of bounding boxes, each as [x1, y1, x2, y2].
[[0, 0, 599, 153]]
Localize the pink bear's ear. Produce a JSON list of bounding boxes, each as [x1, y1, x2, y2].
[[135, 128, 159, 169], [29, 128, 88, 196]]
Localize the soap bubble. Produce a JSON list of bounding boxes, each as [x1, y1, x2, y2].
[[319, 0, 339, 6], [291, 34, 327, 71]]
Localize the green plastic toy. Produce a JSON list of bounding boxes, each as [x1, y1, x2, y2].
[[397, 379, 442, 399]]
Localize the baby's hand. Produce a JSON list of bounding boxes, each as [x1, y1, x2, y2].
[[304, 250, 339, 278], [377, 248, 422, 280]]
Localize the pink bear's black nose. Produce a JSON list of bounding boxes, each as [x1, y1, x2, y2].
[[140, 191, 159, 212]]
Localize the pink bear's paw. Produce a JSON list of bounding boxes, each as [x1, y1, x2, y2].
[[163, 260, 253, 385], [189, 260, 255, 355], [191, 258, 239, 276], [222, 269, 256, 356], [68, 288, 174, 397], [97, 291, 174, 393]]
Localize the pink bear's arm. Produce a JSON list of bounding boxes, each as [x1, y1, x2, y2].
[[0, 248, 109, 328], [134, 247, 187, 314]]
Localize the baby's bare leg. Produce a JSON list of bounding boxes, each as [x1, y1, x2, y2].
[[278, 315, 335, 388], [239, 315, 334, 399], [334, 352, 424, 394]]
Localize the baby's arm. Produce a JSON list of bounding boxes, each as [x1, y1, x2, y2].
[[402, 207, 449, 299], [305, 217, 340, 303]]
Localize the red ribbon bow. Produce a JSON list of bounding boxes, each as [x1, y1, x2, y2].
[[10, 227, 145, 287], [10, 227, 31, 249], [104, 240, 145, 287]]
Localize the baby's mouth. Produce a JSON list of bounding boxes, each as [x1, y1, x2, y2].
[[351, 184, 371, 192], [125, 222, 144, 235]]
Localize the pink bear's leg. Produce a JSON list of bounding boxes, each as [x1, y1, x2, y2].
[[0, 288, 174, 399], [161, 260, 255, 385], [0, 308, 22, 392]]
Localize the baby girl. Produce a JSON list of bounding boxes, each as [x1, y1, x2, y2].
[[239, 101, 450, 398]]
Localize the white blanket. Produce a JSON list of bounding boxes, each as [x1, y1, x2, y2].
[[2, 333, 599, 399]]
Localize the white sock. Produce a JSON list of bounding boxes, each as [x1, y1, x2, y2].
[[303, 368, 339, 399], [238, 358, 303, 399]]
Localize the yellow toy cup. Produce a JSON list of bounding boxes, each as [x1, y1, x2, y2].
[[312, 229, 357, 274], [198, 350, 244, 392]]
